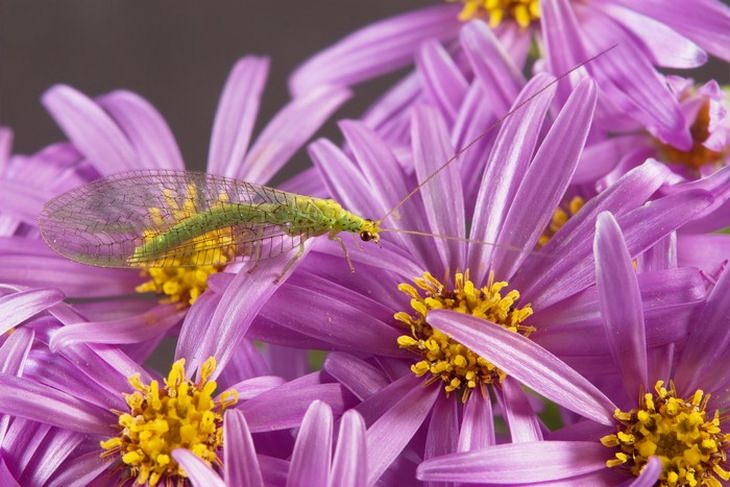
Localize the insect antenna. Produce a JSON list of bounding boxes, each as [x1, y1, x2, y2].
[[379, 227, 550, 260], [375, 43, 618, 226]]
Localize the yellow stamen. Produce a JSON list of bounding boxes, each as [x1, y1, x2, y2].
[[659, 102, 726, 173], [604, 380, 730, 486], [453, 0, 540, 28], [395, 270, 533, 400], [136, 190, 234, 307], [100, 357, 238, 486], [538, 196, 585, 248]]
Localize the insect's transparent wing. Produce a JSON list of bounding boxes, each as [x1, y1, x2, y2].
[[38, 169, 305, 268]]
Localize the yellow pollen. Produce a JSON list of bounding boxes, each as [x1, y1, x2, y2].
[[135, 186, 235, 306], [453, 0, 540, 28], [100, 357, 238, 486], [602, 380, 730, 486], [659, 102, 726, 173], [395, 270, 534, 401], [538, 196, 585, 248]]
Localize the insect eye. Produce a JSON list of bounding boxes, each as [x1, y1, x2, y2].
[[360, 231, 372, 242]]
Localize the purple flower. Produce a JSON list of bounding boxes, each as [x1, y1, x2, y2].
[[172, 401, 367, 487], [0, 56, 351, 370], [417, 211, 730, 486], [240, 73, 714, 483], [290, 0, 730, 148]]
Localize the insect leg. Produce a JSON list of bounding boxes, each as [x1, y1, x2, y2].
[[274, 242, 306, 284], [329, 231, 355, 273]]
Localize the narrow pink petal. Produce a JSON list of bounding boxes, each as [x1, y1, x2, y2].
[[42, 85, 139, 174], [287, 401, 333, 487], [0, 457, 19, 487], [492, 78, 597, 280], [425, 394, 459, 487], [355, 374, 423, 426], [416, 39, 468, 125], [45, 450, 114, 487], [172, 449, 226, 487], [366, 380, 439, 486], [468, 74, 556, 281], [0, 374, 114, 435], [0, 288, 64, 335], [176, 291, 222, 375], [97, 90, 184, 170], [329, 410, 367, 487], [499, 377, 543, 442], [628, 456, 661, 487], [324, 352, 389, 401], [594, 212, 649, 399], [675, 266, 730, 393], [458, 388, 496, 450], [224, 409, 263, 487], [0, 181, 47, 224], [218, 376, 285, 402], [49, 304, 183, 350], [288, 4, 460, 95], [278, 167, 327, 198], [239, 86, 351, 183], [417, 441, 608, 483], [20, 429, 83, 487], [207, 56, 270, 177], [460, 20, 524, 112], [428, 310, 617, 425], [411, 104, 465, 274]]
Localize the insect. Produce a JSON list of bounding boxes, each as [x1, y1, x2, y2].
[[38, 47, 614, 282]]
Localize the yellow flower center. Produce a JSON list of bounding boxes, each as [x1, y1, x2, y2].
[[601, 380, 730, 487], [395, 270, 534, 401], [538, 196, 585, 248], [135, 184, 235, 306], [100, 357, 238, 486], [454, 0, 540, 28], [659, 102, 726, 173]]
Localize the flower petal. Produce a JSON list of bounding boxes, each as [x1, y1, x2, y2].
[[0, 373, 114, 435], [416, 39, 468, 125], [411, 104, 465, 273], [424, 393, 459, 487], [324, 352, 390, 401], [224, 409, 264, 487], [458, 387, 495, 450], [498, 377, 543, 442], [240, 86, 351, 183], [468, 74, 556, 280], [329, 409, 367, 487], [96, 90, 184, 170], [288, 4, 460, 95], [49, 304, 183, 350], [594, 212, 648, 399], [0, 288, 64, 335], [20, 428, 83, 487], [366, 379, 439, 486], [172, 449, 226, 487], [42, 85, 139, 174], [287, 401, 333, 487], [223, 376, 285, 402], [628, 456, 661, 487], [45, 450, 114, 487], [428, 310, 617, 425], [417, 441, 608, 483], [460, 20, 524, 113], [492, 78, 597, 279], [207, 56, 270, 177], [0, 457, 19, 487]]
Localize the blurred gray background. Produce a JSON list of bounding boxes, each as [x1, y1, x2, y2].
[[1, 0, 728, 178]]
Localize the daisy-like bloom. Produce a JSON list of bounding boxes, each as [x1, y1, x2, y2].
[[290, 0, 730, 146], [417, 212, 730, 486], [171, 401, 367, 487], [244, 75, 713, 484], [0, 56, 350, 364], [0, 305, 354, 486]]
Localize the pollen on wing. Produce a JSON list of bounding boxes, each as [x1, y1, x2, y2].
[[455, 0, 540, 28], [136, 187, 235, 306], [100, 357, 238, 487], [600, 380, 730, 487], [658, 102, 726, 173], [395, 270, 534, 402]]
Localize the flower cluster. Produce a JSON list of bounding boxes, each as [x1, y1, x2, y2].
[[0, 1, 729, 486]]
